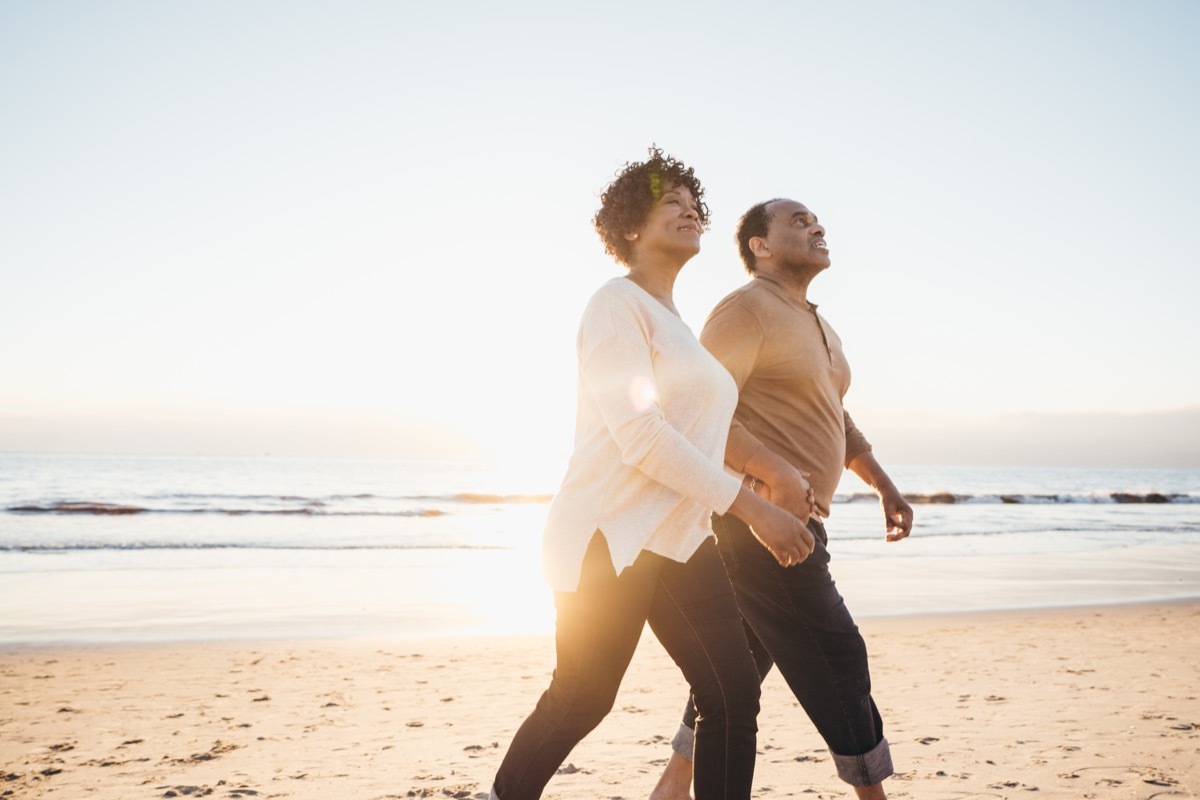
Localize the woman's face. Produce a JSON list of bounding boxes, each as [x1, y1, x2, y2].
[[628, 183, 703, 262]]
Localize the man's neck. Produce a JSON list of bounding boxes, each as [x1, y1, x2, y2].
[[755, 266, 814, 306]]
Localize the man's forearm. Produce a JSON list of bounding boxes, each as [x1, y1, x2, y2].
[[848, 450, 912, 540], [743, 443, 794, 485], [846, 451, 899, 498]]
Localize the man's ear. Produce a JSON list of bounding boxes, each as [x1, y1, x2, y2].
[[749, 236, 770, 259]]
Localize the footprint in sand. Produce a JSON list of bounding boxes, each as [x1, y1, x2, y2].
[[403, 785, 475, 798], [1060, 765, 1181, 792], [158, 786, 213, 797], [555, 763, 589, 775]]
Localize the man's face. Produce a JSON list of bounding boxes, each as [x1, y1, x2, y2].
[[764, 199, 829, 275]]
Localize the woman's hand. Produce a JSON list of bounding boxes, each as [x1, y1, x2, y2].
[[729, 488, 815, 568]]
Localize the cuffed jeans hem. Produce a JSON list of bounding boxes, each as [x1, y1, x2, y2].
[[831, 736, 893, 787], [671, 722, 695, 759], [489, 787, 500, 800]]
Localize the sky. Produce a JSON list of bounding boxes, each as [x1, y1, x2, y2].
[[1, 0, 1198, 468]]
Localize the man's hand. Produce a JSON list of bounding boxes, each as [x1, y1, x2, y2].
[[880, 487, 912, 542], [847, 451, 913, 543], [750, 466, 815, 524], [741, 446, 817, 522], [749, 496, 817, 567]]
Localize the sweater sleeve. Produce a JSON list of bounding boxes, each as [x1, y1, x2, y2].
[[579, 293, 742, 515], [843, 410, 873, 466], [699, 297, 765, 472]]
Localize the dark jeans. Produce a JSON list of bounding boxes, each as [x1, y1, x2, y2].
[[675, 515, 893, 787], [493, 533, 761, 800]]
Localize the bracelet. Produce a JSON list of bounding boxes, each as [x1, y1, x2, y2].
[[746, 475, 760, 491]]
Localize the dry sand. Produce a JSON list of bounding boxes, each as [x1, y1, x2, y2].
[[3, 601, 1198, 800]]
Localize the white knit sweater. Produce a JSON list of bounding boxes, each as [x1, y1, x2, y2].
[[542, 277, 743, 592]]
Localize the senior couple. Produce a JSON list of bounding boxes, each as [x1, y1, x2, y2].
[[489, 148, 914, 800]]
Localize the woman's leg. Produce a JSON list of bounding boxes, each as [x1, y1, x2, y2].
[[646, 539, 761, 800], [653, 619, 773, 800], [492, 533, 660, 800], [674, 617, 775, 753]]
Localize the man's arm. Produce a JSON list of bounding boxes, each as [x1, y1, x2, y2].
[[742, 444, 815, 523], [846, 450, 912, 542], [701, 297, 815, 520]]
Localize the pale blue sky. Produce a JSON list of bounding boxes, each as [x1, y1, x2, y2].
[[2, 1, 1198, 465]]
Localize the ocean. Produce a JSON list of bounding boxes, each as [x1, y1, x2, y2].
[[2, 453, 1198, 646]]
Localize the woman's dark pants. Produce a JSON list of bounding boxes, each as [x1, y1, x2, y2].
[[492, 533, 761, 800]]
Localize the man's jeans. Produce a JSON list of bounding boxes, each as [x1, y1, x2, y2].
[[493, 533, 761, 800], [673, 515, 893, 787]]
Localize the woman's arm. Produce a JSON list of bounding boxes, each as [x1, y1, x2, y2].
[[579, 294, 742, 513], [579, 293, 813, 564]]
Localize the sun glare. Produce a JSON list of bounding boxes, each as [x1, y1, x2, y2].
[[461, 545, 556, 636], [628, 375, 658, 413]]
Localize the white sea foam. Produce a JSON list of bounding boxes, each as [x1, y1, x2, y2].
[[1, 455, 1198, 644]]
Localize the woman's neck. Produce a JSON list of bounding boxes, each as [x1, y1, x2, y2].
[[625, 262, 681, 316]]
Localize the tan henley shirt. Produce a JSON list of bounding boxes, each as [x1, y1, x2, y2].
[[700, 277, 872, 518]]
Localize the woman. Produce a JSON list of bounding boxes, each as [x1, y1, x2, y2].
[[489, 148, 815, 800]]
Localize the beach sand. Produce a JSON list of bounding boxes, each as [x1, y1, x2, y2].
[[3, 602, 1198, 800]]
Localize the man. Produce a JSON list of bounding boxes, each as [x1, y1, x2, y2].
[[651, 199, 913, 800]]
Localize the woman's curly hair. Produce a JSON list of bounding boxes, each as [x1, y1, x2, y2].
[[593, 146, 710, 267]]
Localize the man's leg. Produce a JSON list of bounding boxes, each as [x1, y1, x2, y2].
[[649, 751, 694, 800], [723, 514, 892, 792], [653, 752, 885, 800]]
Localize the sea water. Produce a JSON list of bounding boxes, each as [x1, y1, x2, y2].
[[1, 454, 1197, 645]]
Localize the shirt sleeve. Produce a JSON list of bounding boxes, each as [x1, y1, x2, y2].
[[578, 293, 742, 515], [699, 297, 765, 472], [843, 410, 873, 466]]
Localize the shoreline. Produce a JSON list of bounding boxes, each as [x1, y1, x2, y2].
[[3, 593, 1200, 653], [5, 538, 1200, 648], [4, 601, 1198, 799]]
